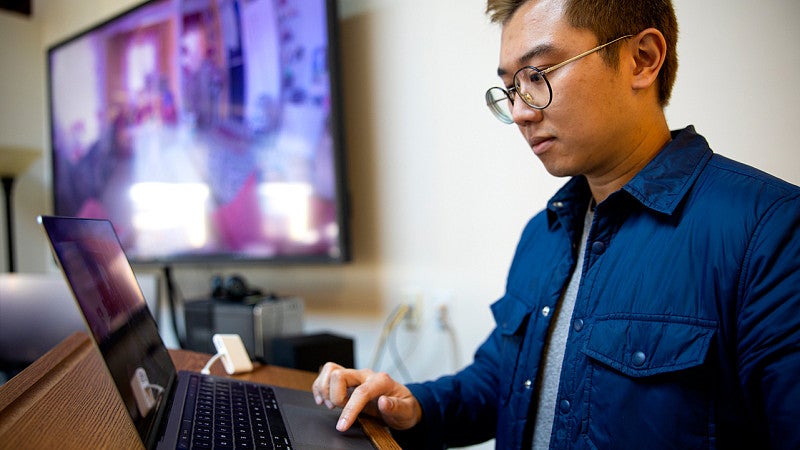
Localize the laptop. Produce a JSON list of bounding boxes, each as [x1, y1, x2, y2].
[[38, 215, 375, 450]]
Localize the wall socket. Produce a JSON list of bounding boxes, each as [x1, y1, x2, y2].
[[403, 291, 423, 330]]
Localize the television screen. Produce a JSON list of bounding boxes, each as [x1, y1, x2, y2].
[[47, 0, 349, 264]]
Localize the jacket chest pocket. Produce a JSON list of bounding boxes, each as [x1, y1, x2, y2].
[[491, 295, 532, 405], [580, 316, 717, 449]]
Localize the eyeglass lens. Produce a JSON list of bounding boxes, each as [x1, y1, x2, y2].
[[485, 67, 552, 124], [515, 67, 551, 109], [485, 87, 514, 124]]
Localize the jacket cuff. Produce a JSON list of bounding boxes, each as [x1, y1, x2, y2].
[[389, 383, 446, 450]]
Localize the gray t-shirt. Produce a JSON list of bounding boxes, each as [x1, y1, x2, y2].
[[532, 204, 594, 449]]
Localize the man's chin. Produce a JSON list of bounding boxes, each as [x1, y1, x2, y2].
[[538, 159, 578, 178]]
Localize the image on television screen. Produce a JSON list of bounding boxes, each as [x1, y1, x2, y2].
[[48, 0, 349, 264]]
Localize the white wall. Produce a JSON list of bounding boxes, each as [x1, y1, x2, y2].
[[2, 1, 799, 448], [668, 0, 800, 181]]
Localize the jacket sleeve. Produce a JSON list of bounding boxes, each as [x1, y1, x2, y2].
[[736, 191, 800, 450], [391, 325, 505, 449], [390, 212, 553, 449]]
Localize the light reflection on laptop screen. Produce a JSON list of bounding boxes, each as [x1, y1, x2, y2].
[[40, 216, 175, 442]]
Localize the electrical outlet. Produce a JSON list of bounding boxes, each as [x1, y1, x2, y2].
[[403, 290, 423, 330], [436, 303, 449, 330], [430, 289, 454, 331]]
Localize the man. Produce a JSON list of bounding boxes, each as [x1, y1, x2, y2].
[[312, 0, 800, 448]]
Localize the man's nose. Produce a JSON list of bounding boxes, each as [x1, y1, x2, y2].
[[511, 98, 544, 125]]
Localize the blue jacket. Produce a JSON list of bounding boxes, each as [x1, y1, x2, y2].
[[396, 127, 800, 449]]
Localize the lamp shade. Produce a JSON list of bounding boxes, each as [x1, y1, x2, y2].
[[0, 146, 41, 177]]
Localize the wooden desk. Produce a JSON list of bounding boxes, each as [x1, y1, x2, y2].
[[0, 332, 400, 450]]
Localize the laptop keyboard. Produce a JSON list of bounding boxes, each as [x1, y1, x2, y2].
[[178, 374, 292, 449]]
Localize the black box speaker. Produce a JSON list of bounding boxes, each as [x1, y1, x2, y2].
[[271, 333, 354, 372]]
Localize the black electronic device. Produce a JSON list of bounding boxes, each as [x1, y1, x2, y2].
[[210, 273, 267, 302], [39, 215, 373, 450], [271, 332, 354, 372], [184, 296, 303, 362], [46, 0, 350, 265]]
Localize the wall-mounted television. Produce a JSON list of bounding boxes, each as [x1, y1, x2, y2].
[[47, 0, 350, 265]]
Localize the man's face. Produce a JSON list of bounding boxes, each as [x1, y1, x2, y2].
[[498, 0, 637, 180]]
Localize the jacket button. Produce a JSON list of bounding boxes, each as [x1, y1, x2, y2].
[[573, 318, 584, 332], [541, 306, 551, 317], [524, 379, 533, 389], [632, 351, 646, 366], [591, 241, 606, 254], [559, 399, 571, 414]]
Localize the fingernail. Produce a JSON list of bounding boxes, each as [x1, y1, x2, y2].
[[314, 395, 322, 405], [337, 417, 348, 431], [325, 399, 334, 409]]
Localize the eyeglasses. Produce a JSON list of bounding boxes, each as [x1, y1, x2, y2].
[[485, 35, 634, 124]]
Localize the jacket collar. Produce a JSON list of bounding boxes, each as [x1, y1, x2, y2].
[[547, 126, 713, 229]]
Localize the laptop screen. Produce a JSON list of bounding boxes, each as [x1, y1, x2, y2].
[[39, 216, 175, 445]]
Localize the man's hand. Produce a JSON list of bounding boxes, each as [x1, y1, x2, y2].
[[312, 362, 423, 432]]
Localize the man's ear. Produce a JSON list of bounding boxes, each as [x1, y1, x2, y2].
[[630, 28, 667, 92]]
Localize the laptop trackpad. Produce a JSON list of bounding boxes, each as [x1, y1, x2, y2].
[[282, 403, 376, 450]]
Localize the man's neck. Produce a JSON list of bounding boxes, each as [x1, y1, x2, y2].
[[587, 116, 671, 204]]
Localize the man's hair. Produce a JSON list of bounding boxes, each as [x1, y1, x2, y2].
[[486, 0, 678, 106]]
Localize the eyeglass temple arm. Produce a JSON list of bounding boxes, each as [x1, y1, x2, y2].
[[540, 34, 634, 75]]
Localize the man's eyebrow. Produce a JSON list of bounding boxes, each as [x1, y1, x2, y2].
[[497, 42, 557, 78]]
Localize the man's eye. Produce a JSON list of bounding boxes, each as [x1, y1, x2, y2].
[[528, 72, 544, 83]]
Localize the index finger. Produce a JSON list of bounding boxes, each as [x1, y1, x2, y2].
[[336, 382, 374, 432]]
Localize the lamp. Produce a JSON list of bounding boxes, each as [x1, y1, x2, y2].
[[0, 146, 41, 272]]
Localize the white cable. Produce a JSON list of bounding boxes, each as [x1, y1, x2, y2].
[[388, 322, 413, 383], [201, 352, 225, 375], [369, 303, 410, 371], [437, 304, 462, 370]]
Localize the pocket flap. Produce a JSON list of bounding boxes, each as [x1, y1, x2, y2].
[[491, 294, 531, 336], [582, 316, 716, 377]]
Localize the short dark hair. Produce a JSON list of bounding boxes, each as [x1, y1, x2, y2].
[[486, 0, 678, 106]]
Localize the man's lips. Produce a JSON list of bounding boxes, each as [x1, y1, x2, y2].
[[529, 136, 554, 155]]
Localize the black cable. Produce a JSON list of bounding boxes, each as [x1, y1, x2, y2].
[[163, 265, 185, 349]]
